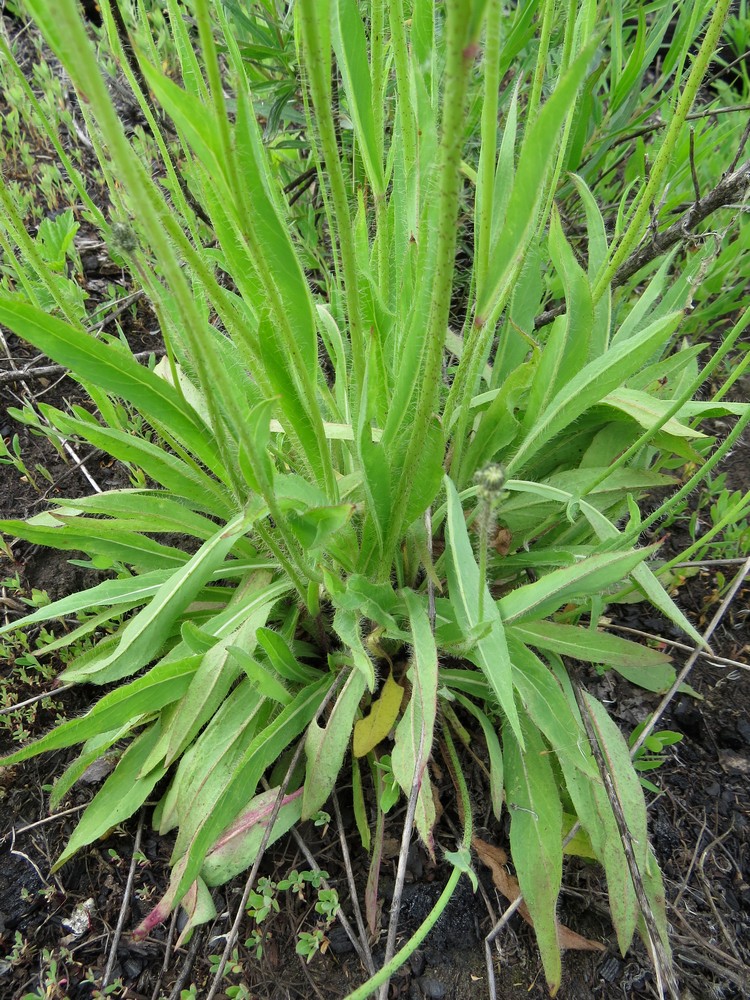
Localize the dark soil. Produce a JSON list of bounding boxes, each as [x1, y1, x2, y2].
[[1, 11, 749, 1000]]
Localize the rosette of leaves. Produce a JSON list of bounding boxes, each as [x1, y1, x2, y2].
[[0, 0, 747, 991]]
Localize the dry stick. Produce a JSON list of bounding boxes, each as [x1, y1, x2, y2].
[[332, 791, 376, 976], [166, 928, 204, 1000], [0, 348, 165, 385], [672, 813, 708, 910], [0, 683, 76, 716], [696, 827, 741, 961], [534, 156, 750, 330], [377, 725, 424, 1000], [149, 909, 180, 1000], [286, 822, 373, 972], [603, 623, 750, 673], [204, 671, 347, 1000], [101, 808, 145, 989], [631, 553, 750, 757], [1, 804, 87, 844], [485, 895, 524, 994], [572, 680, 680, 1000]]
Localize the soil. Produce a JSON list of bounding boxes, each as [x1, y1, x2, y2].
[[1, 11, 749, 1000]]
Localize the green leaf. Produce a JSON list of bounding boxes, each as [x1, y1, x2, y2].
[[509, 621, 672, 671], [601, 388, 708, 438], [0, 299, 225, 478], [444, 477, 522, 745], [172, 677, 331, 906], [303, 668, 367, 818], [507, 637, 596, 778], [159, 678, 267, 843], [497, 548, 654, 624], [53, 723, 168, 870], [0, 568, 173, 637], [558, 750, 638, 956], [391, 590, 439, 850], [229, 647, 292, 705], [332, 607, 376, 690], [504, 713, 563, 993], [255, 627, 321, 685], [507, 312, 684, 475], [451, 693, 503, 819], [332, 0, 384, 196], [0, 657, 199, 766], [201, 787, 304, 887], [582, 692, 648, 853], [0, 514, 190, 574], [476, 43, 596, 322], [578, 503, 707, 647], [63, 507, 266, 684], [287, 504, 355, 550]]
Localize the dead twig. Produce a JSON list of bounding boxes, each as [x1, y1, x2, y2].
[[101, 808, 145, 989], [572, 679, 680, 1000], [332, 791, 376, 976], [149, 909, 180, 1000], [0, 348, 164, 385], [535, 157, 750, 329], [0, 683, 76, 716], [603, 622, 750, 673], [630, 554, 750, 756]]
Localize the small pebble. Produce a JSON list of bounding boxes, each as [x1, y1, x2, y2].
[[326, 925, 354, 956], [418, 976, 447, 998], [410, 950, 426, 977]]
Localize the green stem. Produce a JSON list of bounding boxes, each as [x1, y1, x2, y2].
[[578, 302, 750, 500], [475, 0, 502, 300], [527, 0, 555, 126], [380, 0, 479, 577], [626, 405, 750, 545], [388, 0, 417, 179], [345, 726, 472, 1000], [592, 0, 733, 304], [477, 507, 489, 624], [297, 0, 365, 400]]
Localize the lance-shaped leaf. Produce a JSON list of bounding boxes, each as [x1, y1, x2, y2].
[[507, 312, 684, 475], [582, 692, 648, 874], [504, 714, 563, 994], [171, 677, 331, 909], [332, 0, 384, 196], [202, 787, 304, 887], [53, 723, 168, 870], [444, 477, 522, 745], [332, 607, 376, 690], [61, 505, 265, 685], [497, 547, 654, 625], [391, 590, 439, 851], [558, 744, 638, 956], [303, 668, 367, 818], [0, 656, 200, 766], [0, 299, 225, 478], [159, 679, 266, 844], [452, 693, 503, 820], [510, 620, 675, 693]]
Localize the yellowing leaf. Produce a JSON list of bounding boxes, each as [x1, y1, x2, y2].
[[353, 673, 403, 757]]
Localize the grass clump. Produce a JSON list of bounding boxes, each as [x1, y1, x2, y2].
[[0, 1, 748, 994]]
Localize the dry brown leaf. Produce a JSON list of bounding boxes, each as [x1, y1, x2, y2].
[[473, 836, 605, 952]]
